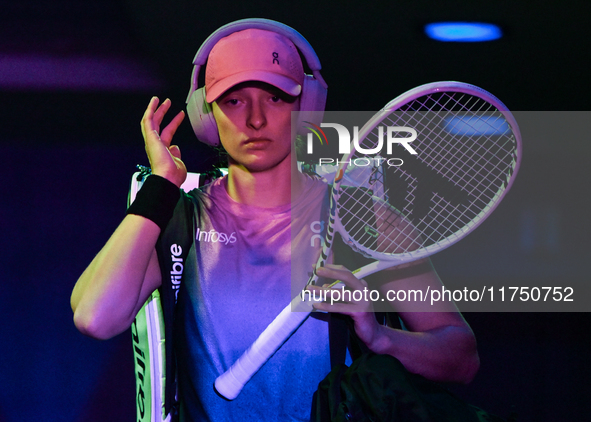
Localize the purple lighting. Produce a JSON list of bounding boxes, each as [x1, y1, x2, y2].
[[0, 54, 165, 92]]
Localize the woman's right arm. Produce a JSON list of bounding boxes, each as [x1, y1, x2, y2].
[[71, 216, 163, 339], [71, 97, 186, 339]]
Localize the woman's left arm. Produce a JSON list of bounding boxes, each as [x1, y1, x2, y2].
[[310, 259, 480, 384]]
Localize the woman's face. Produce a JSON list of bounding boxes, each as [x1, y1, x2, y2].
[[212, 81, 299, 173]]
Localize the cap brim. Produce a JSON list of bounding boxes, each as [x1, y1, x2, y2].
[[205, 70, 302, 103]]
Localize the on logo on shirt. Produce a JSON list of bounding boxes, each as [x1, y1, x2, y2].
[[310, 220, 325, 248]]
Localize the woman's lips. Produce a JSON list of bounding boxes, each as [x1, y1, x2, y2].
[[242, 138, 271, 149]]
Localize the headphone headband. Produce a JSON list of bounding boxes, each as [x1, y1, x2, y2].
[[193, 19, 323, 70], [187, 18, 327, 102]]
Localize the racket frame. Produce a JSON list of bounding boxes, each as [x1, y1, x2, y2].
[[331, 81, 521, 267]]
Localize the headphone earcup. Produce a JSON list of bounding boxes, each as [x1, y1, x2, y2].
[[186, 87, 220, 146], [297, 74, 327, 135]]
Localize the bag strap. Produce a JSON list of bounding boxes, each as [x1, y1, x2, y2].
[[329, 232, 402, 366], [155, 190, 197, 418]]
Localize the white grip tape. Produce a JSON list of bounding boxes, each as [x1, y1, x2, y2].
[[214, 294, 316, 400]]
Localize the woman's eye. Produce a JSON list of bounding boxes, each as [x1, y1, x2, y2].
[[227, 99, 239, 105], [270, 96, 281, 103]]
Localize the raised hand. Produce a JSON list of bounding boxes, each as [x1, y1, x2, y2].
[[140, 97, 187, 187]]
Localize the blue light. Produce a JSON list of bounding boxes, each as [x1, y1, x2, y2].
[[425, 22, 502, 42], [443, 115, 509, 136]]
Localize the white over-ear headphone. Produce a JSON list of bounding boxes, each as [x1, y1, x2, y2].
[[186, 18, 328, 147]]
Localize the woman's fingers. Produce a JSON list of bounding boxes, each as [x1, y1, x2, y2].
[[140, 97, 187, 187], [160, 110, 185, 146], [153, 98, 172, 129], [140, 97, 159, 138], [168, 145, 182, 159], [141, 98, 184, 146], [315, 264, 366, 290]]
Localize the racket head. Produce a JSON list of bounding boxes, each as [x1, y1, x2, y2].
[[332, 81, 522, 264]]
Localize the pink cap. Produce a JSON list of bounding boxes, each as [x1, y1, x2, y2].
[[205, 28, 305, 103]]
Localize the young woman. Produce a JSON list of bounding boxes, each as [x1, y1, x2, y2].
[[71, 23, 479, 421]]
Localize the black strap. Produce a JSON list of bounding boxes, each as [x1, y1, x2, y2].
[[155, 190, 198, 418], [328, 232, 402, 366], [327, 313, 348, 367]]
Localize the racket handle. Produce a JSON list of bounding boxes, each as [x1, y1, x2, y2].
[[352, 260, 396, 280], [214, 294, 315, 400]]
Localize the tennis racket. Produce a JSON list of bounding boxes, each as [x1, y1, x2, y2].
[[214, 81, 522, 400]]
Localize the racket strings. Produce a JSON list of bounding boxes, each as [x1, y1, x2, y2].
[[336, 90, 519, 256], [390, 93, 516, 197], [337, 180, 422, 255], [390, 115, 466, 184], [400, 94, 511, 192], [336, 166, 421, 254], [418, 193, 473, 242], [340, 201, 421, 255]]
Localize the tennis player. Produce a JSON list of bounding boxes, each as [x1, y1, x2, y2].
[[71, 21, 479, 421]]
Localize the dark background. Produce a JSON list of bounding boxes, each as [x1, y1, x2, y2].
[[1, 1, 590, 420]]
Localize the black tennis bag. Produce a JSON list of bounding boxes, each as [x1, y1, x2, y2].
[[312, 350, 509, 422], [312, 240, 512, 422]]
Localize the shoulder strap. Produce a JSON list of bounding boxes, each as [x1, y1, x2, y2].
[[329, 231, 402, 366], [155, 191, 197, 419]]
